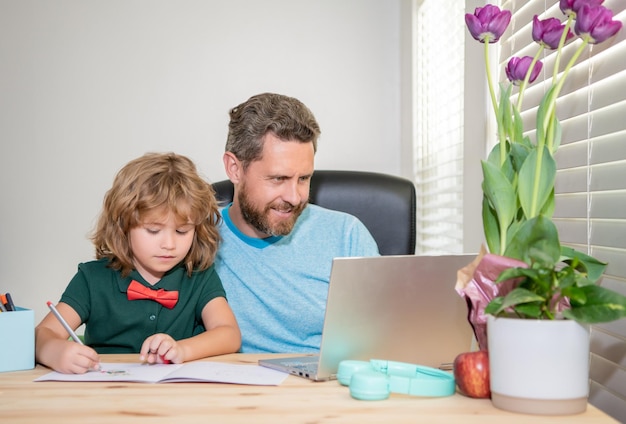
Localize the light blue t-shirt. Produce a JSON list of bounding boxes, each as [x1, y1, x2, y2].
[[215, 203, 379, 353]]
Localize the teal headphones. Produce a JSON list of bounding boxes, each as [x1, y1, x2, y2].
[[337, 359, 455, 400]]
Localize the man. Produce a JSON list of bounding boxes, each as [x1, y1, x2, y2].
[[214, 92, 379, 353]]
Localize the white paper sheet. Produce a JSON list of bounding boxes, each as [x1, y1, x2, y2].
[[34, 361, 289, 385]]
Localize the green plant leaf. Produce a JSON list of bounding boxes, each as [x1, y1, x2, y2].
[[513, 302, 542, 318], [561, 246, 607, 283], [561, 285, 587, 305], [509, 141, 530, 174], [562, 285, 626, 323], [520, 134, 533, 149], [549, 115, 562, 153], [554, 265, 577, 289], [520, 267, 553, 295], [539, 188, 555, 217], [485, 296, 504, 315], [536, 85, 559, 149], [482, 195, 500, 255], [512, 103, 525, 145], [517, 145, 556, 219], [486, 142, 501, 166], [504, 215, 560, 265], [488, 287, 545, 316], [482, 160, 517, 254], [499, 85, 514, 142], [496, 266, 535, 283], [504, 215, 524, 249], [487, 142, 516, 182]]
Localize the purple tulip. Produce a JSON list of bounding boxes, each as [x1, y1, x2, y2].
[[560, 0, 604, 17], [465, 4, 512, 43], [532, 16, 574, 49], [575, 5, 623, 44], [506, 57, 543, 86]]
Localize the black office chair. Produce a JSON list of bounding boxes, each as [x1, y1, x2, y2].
[[212, 170, 416, 255]]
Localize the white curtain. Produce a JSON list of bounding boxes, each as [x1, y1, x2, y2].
[[413, 0, 465, 254]]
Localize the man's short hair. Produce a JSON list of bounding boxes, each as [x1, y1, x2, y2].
[[226, 93, 321, 168]]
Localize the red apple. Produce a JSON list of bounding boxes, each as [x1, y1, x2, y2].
[[453, 350, 491, 398]]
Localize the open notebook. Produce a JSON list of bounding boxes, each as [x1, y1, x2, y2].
[[259, 254, 476, 381]]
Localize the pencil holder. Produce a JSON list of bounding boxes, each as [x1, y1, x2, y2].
[[0, 307, 35, 372]]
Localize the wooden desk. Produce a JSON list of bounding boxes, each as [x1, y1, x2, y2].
[[0, 354, 616, 423]]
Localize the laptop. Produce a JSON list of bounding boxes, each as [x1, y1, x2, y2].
[[259, 254, 476, 381]]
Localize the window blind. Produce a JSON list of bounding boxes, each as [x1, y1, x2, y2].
[[413, 0, 465, 254], [499, 1, 626, 421]]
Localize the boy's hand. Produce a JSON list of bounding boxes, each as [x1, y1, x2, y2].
[[48, 339, 100, 374], [140, 333, 182, 364]]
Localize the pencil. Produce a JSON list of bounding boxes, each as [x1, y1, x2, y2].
[[5, 292, 16, 311], [46, 301, 84, 345], [0, 294, 8, 311]]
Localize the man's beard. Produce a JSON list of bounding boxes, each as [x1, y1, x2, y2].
[[238, 183, 306, 236]]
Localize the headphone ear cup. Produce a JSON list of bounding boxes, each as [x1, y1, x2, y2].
[[349, 371, 390, 401], [337, 360, 371, 386]]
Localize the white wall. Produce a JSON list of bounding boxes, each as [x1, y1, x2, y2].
[[0, 0, 403, 323]]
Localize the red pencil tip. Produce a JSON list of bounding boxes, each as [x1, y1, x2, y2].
[[46, 301, 52, 306]]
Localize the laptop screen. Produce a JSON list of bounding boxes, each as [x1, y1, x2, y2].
[[316, 254, 476, 378]]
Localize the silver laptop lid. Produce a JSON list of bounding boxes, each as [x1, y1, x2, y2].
[[316, 254, 475, 379]]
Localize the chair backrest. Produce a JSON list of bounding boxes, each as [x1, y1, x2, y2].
[[212, 170, 416, 255]]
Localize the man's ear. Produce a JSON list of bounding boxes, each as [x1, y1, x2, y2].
[[223, 152, 242, 184]]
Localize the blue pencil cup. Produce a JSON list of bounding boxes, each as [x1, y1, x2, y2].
[[0, 307, 35, 372]]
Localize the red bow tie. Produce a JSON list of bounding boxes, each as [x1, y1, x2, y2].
[[126, 280, 179, 309]]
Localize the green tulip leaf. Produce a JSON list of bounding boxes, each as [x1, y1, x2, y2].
[[486, 142, 515, 181], [518, 146, 556, 219], [512, 104, 525, 145], [509, 141, 530, 174], [499, 85, 514, 140], [482, 196, 500, 255], [539, 188, 555, 217], [536, 85, 559, 148], [549, 116, 562, 153], [482, 160, 516, 253], [486, 143, 501, 166], [504, 216, 560, 265]]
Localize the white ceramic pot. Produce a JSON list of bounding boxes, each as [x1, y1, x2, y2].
[[487, 315, 590, 415]]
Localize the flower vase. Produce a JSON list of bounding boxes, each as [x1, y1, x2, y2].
[[487, 315, 590, 415]]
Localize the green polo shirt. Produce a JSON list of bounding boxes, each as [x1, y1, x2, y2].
[[60, 258, 226, 354]]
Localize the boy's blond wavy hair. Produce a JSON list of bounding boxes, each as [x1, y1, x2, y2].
[[91, 152, 220, 277]]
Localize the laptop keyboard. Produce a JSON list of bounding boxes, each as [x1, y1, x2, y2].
[[287, 360, 317, 369], [283, 360, 318, 375]]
